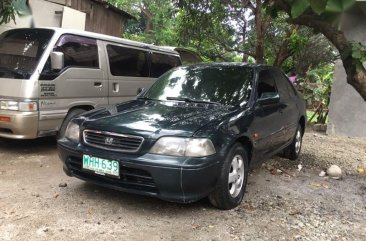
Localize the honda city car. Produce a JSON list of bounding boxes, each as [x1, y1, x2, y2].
[[58, 63, 306, 209]]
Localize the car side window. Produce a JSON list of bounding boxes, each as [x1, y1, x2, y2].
[[54, 35, 99, 69], [257, 70, 278, 99], [150, 52, 181, 78], [107, 45, 149, 77], [272, 69, 297, 100], [272, 69, 291, 100]]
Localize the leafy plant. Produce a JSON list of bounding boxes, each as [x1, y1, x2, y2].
[[0, 0, 30, 25]]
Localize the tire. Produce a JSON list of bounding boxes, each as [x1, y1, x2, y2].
[[57, 108, 86, 140], [209, 143, 249, 210], [283, 124, 303, 160]]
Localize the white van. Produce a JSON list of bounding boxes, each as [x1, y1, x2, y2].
[[0, 28, 181, 139]]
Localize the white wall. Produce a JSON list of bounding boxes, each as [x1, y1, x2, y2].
[[0, 0, 85, 34], [327, 10, 366, 137]]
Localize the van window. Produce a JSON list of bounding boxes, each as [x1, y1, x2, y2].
[[55, 35, 99, 69], [107, 45, 148, 77], [150, 53, 181, 78]]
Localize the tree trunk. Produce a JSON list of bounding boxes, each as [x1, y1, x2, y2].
[[255, 0, 265, 64], [273, 26, 297, 67], [289, 15, 366, 101], [141, 4, 153, 34]]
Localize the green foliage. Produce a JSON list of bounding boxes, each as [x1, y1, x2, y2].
[[326, 0, 356, 13], [288, 30, 308, 54], [351, 42, 366, 69], [291, 0, 310, 18], [109, 0, 178, 46], [0, 0, 30, 25], [309, 0, 327, 15], [351, 42, 366, 73], [298, 64, 334, 107], [288, 0, 356, 17]]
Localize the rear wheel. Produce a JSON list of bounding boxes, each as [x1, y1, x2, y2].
[[57, 108, 86, 140], [209, 143, 249, 210], [283, 124, 303, 160]]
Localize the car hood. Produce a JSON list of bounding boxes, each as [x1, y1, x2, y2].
[[80, 100, 236, 139]]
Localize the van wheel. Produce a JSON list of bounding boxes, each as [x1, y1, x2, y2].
[[283, 125, 303, 160], [57, 108, 86, 140], [209, 143, 249, 210]]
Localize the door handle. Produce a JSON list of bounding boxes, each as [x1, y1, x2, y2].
[[94, 82, 102, 87], [113, 83, 119, 92]]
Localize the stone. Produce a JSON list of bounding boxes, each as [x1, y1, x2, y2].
[[59, 183, 67, 188], [326, 165, 342, 179], [319, 171, 326, 177]]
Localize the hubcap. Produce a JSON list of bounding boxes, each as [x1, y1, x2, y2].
[[295, 129, 302, 154], [228, 154, 245, 198]]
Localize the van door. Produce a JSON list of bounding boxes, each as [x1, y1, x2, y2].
[[104, 43, 152, 105], [38, 35, 108, 134]]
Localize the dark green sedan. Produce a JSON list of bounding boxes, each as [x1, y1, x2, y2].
[[58, 63, 306, 209]]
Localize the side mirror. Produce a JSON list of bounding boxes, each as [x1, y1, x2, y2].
[[137, 87, 145, 96], [257, 93, 280, 105], [50, 51, 64, 71]]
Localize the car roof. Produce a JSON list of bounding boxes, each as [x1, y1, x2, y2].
[[8, 27, 179, 56]]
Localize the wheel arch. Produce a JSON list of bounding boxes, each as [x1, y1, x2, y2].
[[235, 135, 253, 165], [68, 105, 94, 112]]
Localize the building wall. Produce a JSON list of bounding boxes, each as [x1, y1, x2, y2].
[[327, 11, 366, 137], [0, 0, 125, 37], [69, 0, 124, 37], [30, 0, 64, 28]]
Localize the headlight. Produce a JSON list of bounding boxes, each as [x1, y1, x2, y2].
[[64, 122, 80, 142], [150, 137, 216, 157], [0, 100, 38, 111]]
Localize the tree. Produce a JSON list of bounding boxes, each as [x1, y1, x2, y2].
[[108, 0, 178, 45], [177, 0, 327, 67], [0, 0, 29, 25], [270, 0, 366, 100]]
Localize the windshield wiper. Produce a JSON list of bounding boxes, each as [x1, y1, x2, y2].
[[166, 97, 221, 105], [137, 96, 156, 101]]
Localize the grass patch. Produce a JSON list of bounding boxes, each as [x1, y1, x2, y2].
[[306, 110, 328, 124]]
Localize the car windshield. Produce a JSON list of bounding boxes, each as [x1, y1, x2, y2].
[[144, 65, 254, 106], [0, 29, 54, 79]]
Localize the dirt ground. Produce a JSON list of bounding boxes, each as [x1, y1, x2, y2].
[[0, 132, 365, 241]]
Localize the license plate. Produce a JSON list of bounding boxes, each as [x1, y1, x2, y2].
[[82, 154, 119, 178]]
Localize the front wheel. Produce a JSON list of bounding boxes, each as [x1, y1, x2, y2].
[[209, 143, 249, 210]]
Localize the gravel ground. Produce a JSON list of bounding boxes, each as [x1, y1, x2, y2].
[[0, 132, 365, 241]]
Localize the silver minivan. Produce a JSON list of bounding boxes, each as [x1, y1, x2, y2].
[[0, 28, 181, 139]]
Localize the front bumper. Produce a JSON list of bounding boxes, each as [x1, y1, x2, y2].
[[0, 110, 38, 139], [58, 139, 223, 203]]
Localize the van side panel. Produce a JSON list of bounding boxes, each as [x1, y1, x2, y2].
[[102, 41, 157, 105], [38, 39, 108, 135]]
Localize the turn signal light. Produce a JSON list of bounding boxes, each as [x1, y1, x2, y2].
[[0, 116, 11, 122]]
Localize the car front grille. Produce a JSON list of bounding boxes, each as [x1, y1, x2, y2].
[[83, 129, 144, 152], [67, 156, 158, 194]]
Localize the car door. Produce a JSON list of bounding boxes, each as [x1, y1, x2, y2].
[[271, 68, 299, 144], [251, 69, 284, 157]]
